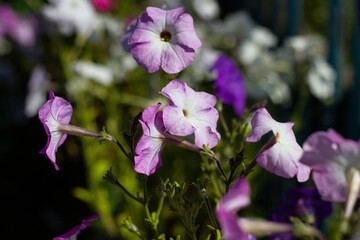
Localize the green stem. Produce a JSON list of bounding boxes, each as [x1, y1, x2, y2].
[[203, 195, 219, 229]]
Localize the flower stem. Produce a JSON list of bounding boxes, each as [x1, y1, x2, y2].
[[103, 169, 143, 205]]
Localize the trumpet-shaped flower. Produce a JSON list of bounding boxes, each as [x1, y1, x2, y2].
[[127, 6, 202, 74], [300, 129, 360, 202], [216, 178, 294, 240], [160, 79, 220, 149], [246, 108, 310, 182], [211, 54, 247, 116], [53, 213, 99, 240], [39, 92, 101, 170], [39, 92, 72, 170], [134, 103, 166, 176], [216, 177, 251, 240]]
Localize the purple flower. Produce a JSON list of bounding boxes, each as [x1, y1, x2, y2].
[[0, 4, 19, 38], [39, 92, 73, 170], [246, 108, 310, 182], [272, 188, 332, 226], [53, 213, 99, 240], [39, 92, 101, 170], [160, 79, 220, 149], [211, 54, 247, 116], [126, 6, 202, 74], [216, 177, 251, 240], [134, 103, 166, 175], [300, 129, 360, 202]]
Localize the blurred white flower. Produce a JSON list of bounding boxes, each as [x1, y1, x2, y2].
[[25, 65, 50, 117], [192, 0, 219, 21], [42, 0, 99, 36], [213, 11, 254, 40], [237, 40, 261, 65], [73, 61, 113, 86], [249, 27, 277, 48], [307, 57, 336, 100], [284, 35, 325, 62]]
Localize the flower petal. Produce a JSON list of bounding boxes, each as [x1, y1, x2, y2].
[[246, 108, 278, 142], [160, 42, 196, 74], [256, 144, 299, 179], [130, 41, 162, 73], [171, 13, 202, 49], [134, 132, 164, 176], [159, 79, 187, 108]]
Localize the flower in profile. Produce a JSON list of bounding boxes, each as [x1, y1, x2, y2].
[[134, 103, 166, 175], [127, 6, 202, 74], [246, 108, 310, 182], [39, 92, 101, 170], [211, 54, 247, 116], [53, 213, 99, 240], [216, 177, 294, 240], [160, 79, 220, 149], [216, 177, 251, 240], [39, 92, 73, 170]]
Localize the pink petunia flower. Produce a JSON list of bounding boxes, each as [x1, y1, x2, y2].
[[216, 178, 294, 240], [216, 178, 252, 240], [300, 129, 360, 219], [126, 6, 202, 74], [160, 79, 220, 149], [39, 92, 101, 170], [53, 213, 99, 240], [246, 108, 310, 182]]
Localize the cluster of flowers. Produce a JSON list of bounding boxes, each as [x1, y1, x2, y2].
[[35, 3, 358, 240]]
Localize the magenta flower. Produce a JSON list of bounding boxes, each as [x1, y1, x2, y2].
[[53, 213, 99, 240], [300, 129, 360, 202], [39, 92, 101, 170], [134, 103, 166, 175], [91, 0, 114, 12], [246, 108, 310, 182], [160, 79, 220, 149], [39, 92, 73, 170], [211, 54, 247, 116], [127, 6, 202, 74]]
